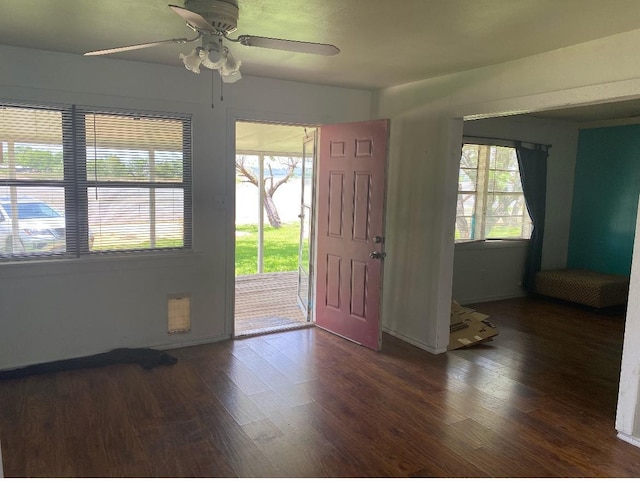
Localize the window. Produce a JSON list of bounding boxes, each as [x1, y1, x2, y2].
[[0, 104, 191, 260], [456, 143, 531, 241]]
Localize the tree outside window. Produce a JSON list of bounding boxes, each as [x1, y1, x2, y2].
[[456, 143, 531, 241]]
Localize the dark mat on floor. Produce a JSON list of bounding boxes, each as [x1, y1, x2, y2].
[[0, 348, 177, 380]]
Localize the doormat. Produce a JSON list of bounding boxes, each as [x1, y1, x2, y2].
[[236, 316, 312, 337]]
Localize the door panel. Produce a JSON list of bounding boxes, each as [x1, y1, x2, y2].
[[315, 119, 388, 350], [297, 132, 316, 320], [353, 172, 371, 241], [327, 172, 344, 236]]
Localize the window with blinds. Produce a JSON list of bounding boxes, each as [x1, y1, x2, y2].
[[0, 103, 192, 260], [456, 143, 531, 241]]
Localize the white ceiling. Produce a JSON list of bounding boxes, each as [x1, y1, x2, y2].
[[236, 122, 308, 155], [4, 0, 640, 91], [5, 0, 640, 142], [529, 98, 640, 123]]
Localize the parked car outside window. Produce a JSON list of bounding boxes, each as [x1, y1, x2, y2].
[[0, 196, 68, 254]]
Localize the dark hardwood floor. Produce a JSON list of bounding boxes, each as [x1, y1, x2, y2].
[[1, 296, 638, 477]]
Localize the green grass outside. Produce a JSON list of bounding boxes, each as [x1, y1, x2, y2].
[[90, 221, 302, 275], [92, 236, 183, 251], [455, 225, 528, 240], [486, 225, 526, 238], [236, 222, 301, 275]]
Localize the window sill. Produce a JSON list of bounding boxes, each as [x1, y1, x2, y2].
[[454, 239, 530, 251], [0, 249, 206, 279]]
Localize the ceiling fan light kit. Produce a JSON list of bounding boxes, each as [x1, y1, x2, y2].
[[84, 0, 339, 84], [179, 47, 204, 73], [179, 36, 242, 82]]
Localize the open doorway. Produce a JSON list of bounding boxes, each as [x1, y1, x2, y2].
[[451, 101, 640, 444], [234, 121, 315, 337], [233, 118, 388, 348]]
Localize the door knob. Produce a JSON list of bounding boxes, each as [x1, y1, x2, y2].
[[369, 251, 386, 259], [372, 235, 385, 243]]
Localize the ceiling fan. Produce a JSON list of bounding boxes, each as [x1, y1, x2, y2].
[[84, 0, 340, 83]]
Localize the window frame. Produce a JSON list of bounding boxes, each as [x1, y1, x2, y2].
[[456, 140, 531, 243], [0, 101, 193, 261]]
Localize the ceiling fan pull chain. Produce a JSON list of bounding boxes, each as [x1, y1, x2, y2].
[[93, 113, 99, 200], [211, 69, 215, 109], [219, 37, 224, 102]]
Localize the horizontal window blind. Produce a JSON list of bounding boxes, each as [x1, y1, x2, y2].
[[82, 111, 191, 253], [0, 105, 69, 258], [0, 103, 192, 260]]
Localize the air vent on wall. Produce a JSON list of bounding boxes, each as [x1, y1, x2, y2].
[[168, 295, 191, 333]]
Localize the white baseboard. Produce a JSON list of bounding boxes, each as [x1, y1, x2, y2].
[[382, 327, 447, 354], [153, 333, 231, 351], [455, 292, 526, 305], [0, 333, 233, 371], [617, 432, 640, 449]]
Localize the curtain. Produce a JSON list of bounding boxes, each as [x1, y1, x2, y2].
[[516, 144, 548, 291]]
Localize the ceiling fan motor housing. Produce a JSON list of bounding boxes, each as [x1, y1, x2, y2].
[[184, 0, 239, 34]]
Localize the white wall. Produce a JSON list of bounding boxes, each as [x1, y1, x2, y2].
[[0, 44, 372, 370], [3, 23, 640, 451], [452, 115, 580, 305], [374, 28, 640, 354], [617, 195, 640, 447], [452, 241, 528, 304]]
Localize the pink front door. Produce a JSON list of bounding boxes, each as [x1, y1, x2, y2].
[[315, 119, 389, 350]]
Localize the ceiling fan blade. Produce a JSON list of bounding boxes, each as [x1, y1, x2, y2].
[[169, 4, 215, 32], [236, 35, 340, 56], [84, 37, 198, 56]]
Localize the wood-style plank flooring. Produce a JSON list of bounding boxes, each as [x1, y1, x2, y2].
[[1, 296, 639, 477]]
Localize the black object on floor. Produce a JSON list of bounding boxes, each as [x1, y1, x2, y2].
[[0, 348, 177, 380]]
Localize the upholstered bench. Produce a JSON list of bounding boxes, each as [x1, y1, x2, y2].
[[534, 269, 630, 308]]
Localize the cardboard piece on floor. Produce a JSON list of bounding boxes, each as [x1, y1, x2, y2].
[[449, 300, 498, 350]]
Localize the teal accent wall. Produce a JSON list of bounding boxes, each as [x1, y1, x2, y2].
[[567, 125, 640, 275]]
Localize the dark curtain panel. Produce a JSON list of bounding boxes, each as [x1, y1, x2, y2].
[[516, 144, 548, 291]]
